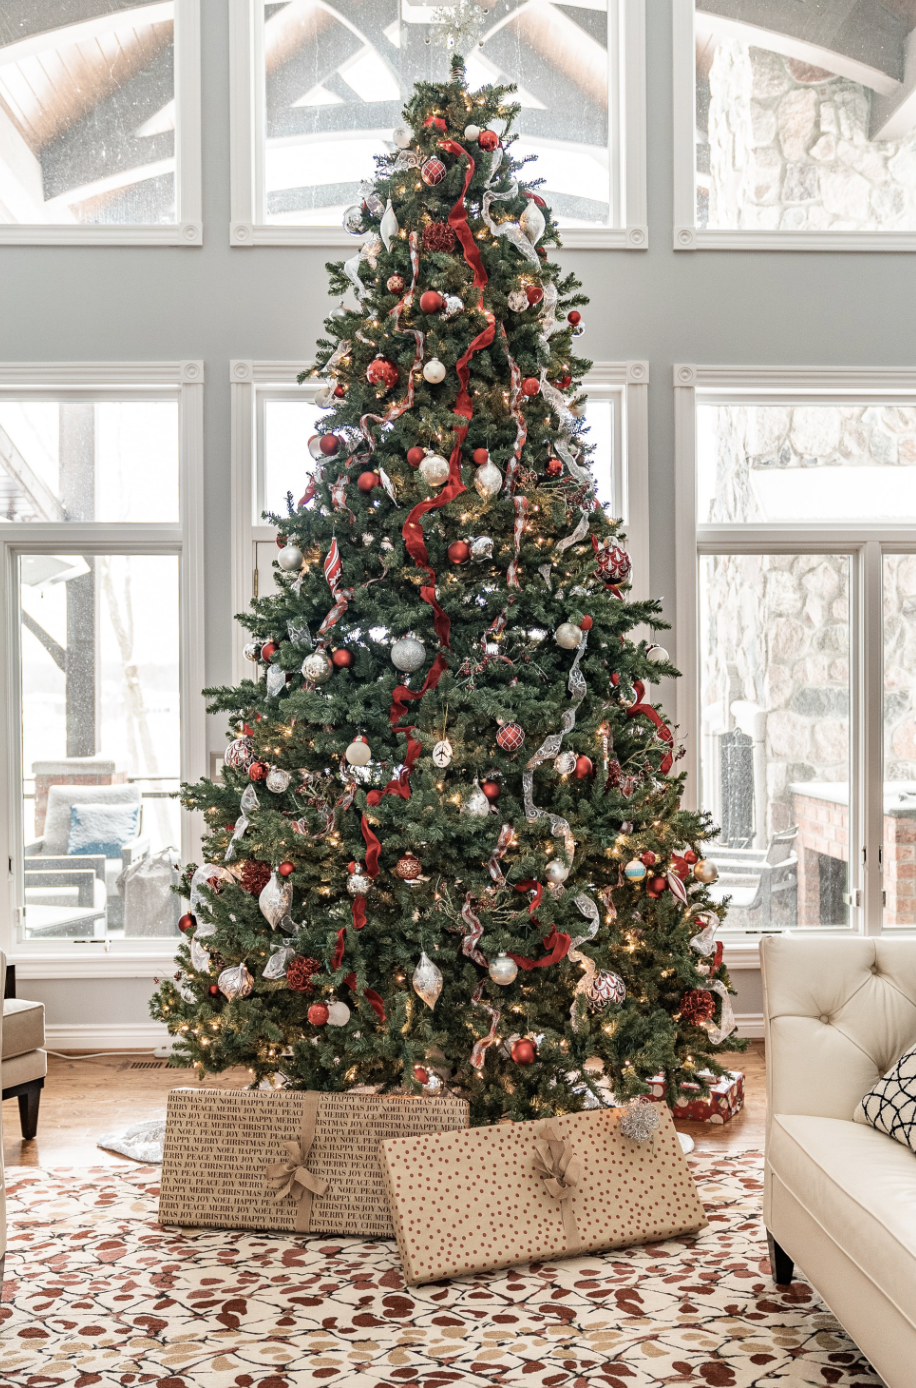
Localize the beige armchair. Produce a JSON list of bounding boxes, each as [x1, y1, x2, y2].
[[762, 935, 916, 1388], [2, 976, 46, 1140]]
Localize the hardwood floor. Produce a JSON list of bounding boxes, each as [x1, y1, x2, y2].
[[2, 1041, 765, 1169]]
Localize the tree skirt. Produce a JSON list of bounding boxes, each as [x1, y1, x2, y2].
[[1, 1152, 880, 1388]]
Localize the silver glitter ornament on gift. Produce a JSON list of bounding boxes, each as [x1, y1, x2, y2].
[[412, 951, 443, 1010], [301, 651, 332, 684], [259, 872, 292, 927], [619, 1098, 660, 1145], [391, 635, 426, 672], [265, 766, 292, 793], [432, 739, 453, 768]]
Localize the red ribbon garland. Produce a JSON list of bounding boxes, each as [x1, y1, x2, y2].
[[626, 678, 675, 774], [351, 896, 367, 930], [343, 971, 386, 1022], [509, 926, 572, 972], [440, 140, 487, 289], [514, 878, 543, 918]]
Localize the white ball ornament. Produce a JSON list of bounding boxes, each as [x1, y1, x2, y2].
[[301, 652, 332, 684], [393, 124, 414, 149], [474, 461, 503, 499], [423, 358, 447, 384], [265, 765, 292, 793], [546, 858, 570, 885], [464, 124, 480, 141], [314, 385, 334, 408], [507, 289, 529, 312], [569, 399, 587, 419], [345, 737, 371, 767], [442, 295, 463, 318], [326, 1000, 351, 1027], [488, 952, 518, 985], [462, 786, 491, 818], [624, 859, 647, 882], [419, 453, 450, 487], [554, 751, 577, 776], [646, 644, 669, 665], [555, 621, 583, 649], [277, 544, 304, 572], [432, 738, 453, 768], [391, 636, 426, 672]]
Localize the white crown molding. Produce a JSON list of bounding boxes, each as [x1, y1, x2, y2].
[[45, 1022, 170, 1049], [12, 952, 178, 979], [230, 360, 313, 385], [0, 362, 204, 387], [675, 364, 916, 393], [0, 224, 202, 248], [684, 229, 916, 253]]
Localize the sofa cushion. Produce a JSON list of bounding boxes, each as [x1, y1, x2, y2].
[[854, 1041, 916, 1154], [769, 1113, 916, 1329], [2, 1047, 47, 1089], [2, 998, 45, 1060]]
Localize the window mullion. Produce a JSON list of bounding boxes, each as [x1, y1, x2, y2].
[[860, 541, 885, 934]]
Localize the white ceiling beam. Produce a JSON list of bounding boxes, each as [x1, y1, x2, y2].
[[0, 100, 58, 223], [0, 2, 173, 70], [871, 28, 916, 138]]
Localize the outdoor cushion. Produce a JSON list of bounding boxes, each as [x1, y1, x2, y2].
[[68, 803, 140, 859], [42, 783, 140, 855]]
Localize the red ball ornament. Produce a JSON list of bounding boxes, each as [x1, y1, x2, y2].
[[260, 641, 277, 661], [331, 648, 354, 669], [248, 761, 269, 782], [579, 616, 593, 631], [407, 446, 426, 468], [278, 861, 294, 877], [481, 780, 501, 801], [521, 377, 540, 397], [421, 156, 446, 186], [647, 875, 668, 898], [178, 912, 196, 934], [209, 984, 220, 997], [640, 851, 657, 867], [366, 357, 398, 390], [419, 290, 444, 314], [684, 849, 698, 864], [478, 130, 499, 151], [308, 1003, 330, 1026], [526, 285, 544, 307], [318, 434, 340, 457], [333, 384, 346, 398], [448, 540, 470, 564], [510, 1038, 537, 1065], [537, 245, 548, 259], [671, 855, 691, 881], [413, 1065, 429, 1084], [357, 470, 380, 492], [575, 755, 593, 778], [472, 447, 490, 466], [496, 722, 525, 753], [387, 273, 406, 294], [395, 853, 423, 881], [546, 457, 563, 477], [567, 310, 582, 325], [556, 374, 572, 389]]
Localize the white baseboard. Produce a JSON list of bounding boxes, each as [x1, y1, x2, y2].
[[44, 1022, 169, 1051], [735, 1013, 765, 1039]]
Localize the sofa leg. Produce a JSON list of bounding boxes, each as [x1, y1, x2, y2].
[[767, 1230, 794, 1286], [16, 1078, 42, 1140]]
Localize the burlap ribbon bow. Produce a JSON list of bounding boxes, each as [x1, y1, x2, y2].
[[532, 1122, 582, 1251], [265, 1094, 329, 1232]]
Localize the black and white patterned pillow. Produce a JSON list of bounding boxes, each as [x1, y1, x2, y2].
[[855, 1043, 916, 1153]]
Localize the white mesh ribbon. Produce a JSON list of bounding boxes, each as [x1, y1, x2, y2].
[[568, 893, 600, 1033], [266, 665, 287, 698], [343, 240, 375, 302], [702, 979, 737, 1045], [521, 632, 589, 863], [189, 936, 211, 973], [689, 914, 719, 956], [481, 149, 542, 269], [263, 945, 295, 980], [188, 863, 232, 935]]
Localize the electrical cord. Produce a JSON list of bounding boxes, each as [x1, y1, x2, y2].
[[45, 1048, 162, 1060]]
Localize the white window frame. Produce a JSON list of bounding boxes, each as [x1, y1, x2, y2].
[[228, 0, 647, 250], [674, 363, 916, 969], [672, 0, 916, 253], [229, 357, 650, 682], [0, 0, 202, 247], [0, 361, 206, 978]]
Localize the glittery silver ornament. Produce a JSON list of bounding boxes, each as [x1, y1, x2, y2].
[[243, 641, 261, 662], [412, 950, 443, 1009], [423, 1073, 443, 1094], [391, 636, 426, 672], [545, 858, 570, 884], [470, 535, 494, 561], [488, 952, 518, 985], [507, 289, 528, 312], [554, 751, 577, 776], [277, 544, 304, 572], [555, 621, 583, 649], [301, 652, 332, 684], [314, 385, 334, 408], [342, 204, 364, 234], [474, 461, 503, 499], [419, 453, 449, 486], [259, 872, 292, 927], [619, 1098, 661, 1145], [224, 736, 254, 769], [442, 295, 463, 318], [326, 1000, 351, 1026], [462, 785, 491, 817], [347, 870, 370, 896], [265, 765, 292, 793], [585, 969, 626, 1012], [432, 738, 453, 768], [218, 962, 254, 1000]]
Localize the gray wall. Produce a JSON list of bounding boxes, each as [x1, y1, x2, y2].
[[5, 4, 911, 1031]]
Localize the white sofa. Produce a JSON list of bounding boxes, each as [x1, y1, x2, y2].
[[762, 935, 916, 1388]]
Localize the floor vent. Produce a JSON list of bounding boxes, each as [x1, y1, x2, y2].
[[122, 1059, 171, 1070]]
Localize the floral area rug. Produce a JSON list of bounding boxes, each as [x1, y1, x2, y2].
[[1, 1151, 880, 1388]]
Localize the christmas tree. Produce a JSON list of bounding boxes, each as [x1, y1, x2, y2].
[[151, 58, 743, 1124]]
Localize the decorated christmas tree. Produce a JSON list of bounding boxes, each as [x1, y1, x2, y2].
[[151, 58, 743, 1124]]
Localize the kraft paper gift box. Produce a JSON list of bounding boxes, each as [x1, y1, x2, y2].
[[379, 1102, 707, 1284], [158, 1087, 468, 1238]]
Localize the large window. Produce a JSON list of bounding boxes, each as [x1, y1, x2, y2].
[[676, 366, 916, 952], [673, 0, 916, 250], [229, 358, 650, 678], [0, 364, 205, 957], [229, 0, 647, 248], [0, 1, 201, 245]]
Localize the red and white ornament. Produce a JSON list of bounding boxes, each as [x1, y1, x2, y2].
[[421, 157, 446, 186], [496, 722, 525, 753], [395, 853, 422, 881], [366, 357, 398, 390]]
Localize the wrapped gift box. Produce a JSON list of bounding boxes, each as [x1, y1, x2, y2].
[[158, 1087, 468, 1238], [380, 1102, 707, 1285], [646, 1070, 744, 1124]]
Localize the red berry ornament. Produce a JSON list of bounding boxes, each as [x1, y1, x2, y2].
[[387, 273, 406, 294], [575, 755, 593, 778], [406, 446, 426, 468], [248, 761, 269, 782], [557, 374, 572, 389], [366, 357, 398, 390], [179, 912, 196, 934], [209, 984, 220, 996], [511, 1038, 537, 1065], [413, 1065, 429, 1084], [640, 851, 657, 866], [422, 221, 456, 252], [278, 861, 294, 877], [357, 470, 380, 492], [260, 641, 277, 660], [526, 285, 544, 307], [308, 1003, 330, 1026], [478, 130, 499, 151], [496, 722, 525, 753], [647, 875, 668, 897], [546, 457, 563, 477], [318, 434, 340, 456], [331, 648, 353, 669], [481, 780, 501, 801], [448, 540, 470, 564], [472, 447, 489, 466], [567, 310, 582, 325], [419, 290, 444, 314]]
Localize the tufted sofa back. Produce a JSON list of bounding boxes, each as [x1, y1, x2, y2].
[[761, 936, 916, 1126]]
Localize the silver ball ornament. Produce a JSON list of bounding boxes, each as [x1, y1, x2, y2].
[[646, 644, 669, 665], [554, 751, 577, 776], [555, 621, 583, 649], [545, 858, 570, 884], [342, 204, 364, 234], [391, 636, 426, 672], [423, 1073, 443, 1095], [693, 859, 719, 884], [462, 786, 491, 818], [347, 870, 370, 896], [423, 358, 446, 384], [301, 652, 332, 684], [488, 952, 518, 986], [314, 385, 334, 408], [412, 950, 443, 1010], [224, 736, 253, 769], [474, 461, 503, 499], [277, 544, 304, 572], [470, 535, 494, 561], [265, 765, 292, 793], [442, 295, 463, 318], [243, 641, 261, 663], [392, 124, 414, 149], [507, 289, 528, 312], [419, 453, 450, 487]]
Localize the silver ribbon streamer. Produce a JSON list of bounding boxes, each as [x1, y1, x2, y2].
[[470, 978, 501, 1071], [702, 980, 737, 1045], [343, 242, 374, 302], [555, 511, 590, 556], [482, 148, 542, 268], [488, 822, 514, 886], [388, 150, 423, 171], [521, 633, 589, 863], [568, 893, 600, 1032], [378, 465, 397, 503], [460, 893, 487, 967]]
